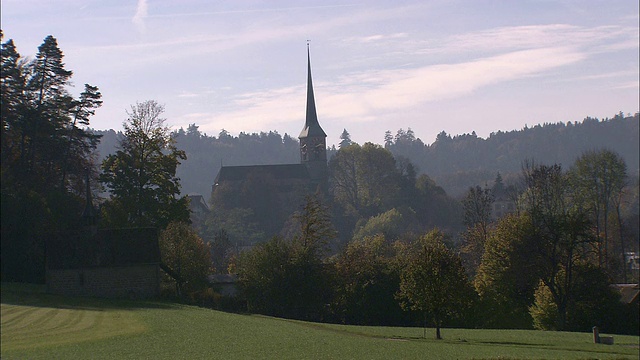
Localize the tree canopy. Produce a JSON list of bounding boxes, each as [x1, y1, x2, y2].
[[397, 229, 474, 339], [100, 100, 189, 229]]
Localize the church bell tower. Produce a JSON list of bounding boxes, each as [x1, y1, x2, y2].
[[299, 45, 328, 184]]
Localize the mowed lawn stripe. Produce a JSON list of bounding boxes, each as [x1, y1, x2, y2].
[[1, 302, 147, 351]]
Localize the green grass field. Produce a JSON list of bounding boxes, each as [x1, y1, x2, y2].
[[2, 282, 638, 359]]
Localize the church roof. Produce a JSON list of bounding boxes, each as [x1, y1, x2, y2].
[[299, 46, 327, 139], [215, 163, 310, 184]]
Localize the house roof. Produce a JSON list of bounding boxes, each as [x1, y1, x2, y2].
[[611, 284, 639, 305], [187, 193, 210, 212], [214, 163, 310, 184], [299, 46, 326, 139]]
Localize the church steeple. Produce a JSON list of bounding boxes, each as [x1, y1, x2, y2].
[[298, 44, 328, 185], [299, 44, 327, 139]]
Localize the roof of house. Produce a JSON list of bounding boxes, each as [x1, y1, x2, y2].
[[611, 283, 639, 305], [187, 193, 210, 212], [214, 163, 310, 184]]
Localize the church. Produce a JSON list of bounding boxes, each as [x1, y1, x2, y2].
[[212, 48, 329, 198]]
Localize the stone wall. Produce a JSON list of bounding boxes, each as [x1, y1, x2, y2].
[[46, 264, 160, 299]]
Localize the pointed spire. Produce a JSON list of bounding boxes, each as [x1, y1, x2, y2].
[[299, 43, 326, 139]]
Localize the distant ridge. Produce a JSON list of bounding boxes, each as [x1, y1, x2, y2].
[[92, 113, 639, 197]]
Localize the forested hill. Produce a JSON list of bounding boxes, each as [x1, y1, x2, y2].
[[94, 113, 639, 198], [386, 113, 639, 196]]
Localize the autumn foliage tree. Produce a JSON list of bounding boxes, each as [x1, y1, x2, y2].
[[159, 221, 212, 296]]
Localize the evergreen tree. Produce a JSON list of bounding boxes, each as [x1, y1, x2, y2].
[[339, 128, 352, 149], [384, 130, 393, 148], [22, 35, 74, 188], [60, 84, 102, 190], [1, 33, 27, 174]]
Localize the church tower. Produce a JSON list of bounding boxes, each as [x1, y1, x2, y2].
[[299, 45, 328, 184]]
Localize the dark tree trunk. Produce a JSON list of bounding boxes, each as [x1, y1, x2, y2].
[[435, 315, 442, 340]]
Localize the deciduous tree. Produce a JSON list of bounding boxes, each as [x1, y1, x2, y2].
[[100, 100, 189, 229], [160, 221, 212, 296], [333, 234, 403, 325], [570, 149, 628, 278], [328, 142, 400, 219], [397, 229, 474, 339], [474, 213, 538, 328], [521, 161, 595, 330], [237, 195, 335, 321], [461, 185, 494, 274]]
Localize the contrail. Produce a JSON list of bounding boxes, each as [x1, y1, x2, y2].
[[132, 0, 148, 31]]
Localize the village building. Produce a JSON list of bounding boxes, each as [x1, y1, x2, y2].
[[212, 47, 328, 199]]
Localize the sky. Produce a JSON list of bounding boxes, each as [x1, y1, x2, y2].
[[2, 0, 638, 146]]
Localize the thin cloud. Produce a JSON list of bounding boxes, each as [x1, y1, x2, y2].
[[323, 47, 586, 118], [147, 4, 359, 19], [132, 0, 148, 32], [193, 46, 586, 135], [346, 33, 409, 43], [417, 24, 637, 58], [612, 81, 640, 90]]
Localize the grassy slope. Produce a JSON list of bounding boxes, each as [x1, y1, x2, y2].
[[1, 283, 638, 360]]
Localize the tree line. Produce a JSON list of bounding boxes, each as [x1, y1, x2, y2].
[[385, 114, 639, 196], [210, 148, 638, 338], [91, 113, 639, 199]]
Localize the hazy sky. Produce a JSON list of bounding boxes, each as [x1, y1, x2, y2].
[[2, 0, 638, 146]]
